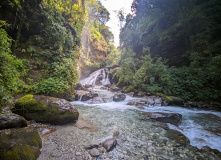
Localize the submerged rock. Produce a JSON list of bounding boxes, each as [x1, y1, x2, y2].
[[165, 129, 190, 146], [141, 112, 182, 126], [12, 95, 79, 125], [113, 93, 126, 102], [0, 113, 28, 129], [0, 127, 42, 160], [75, 118, 98, 132]]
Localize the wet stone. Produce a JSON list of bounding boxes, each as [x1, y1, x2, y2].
[[84, 140, 100, 149], [89, 148, 100, 157]]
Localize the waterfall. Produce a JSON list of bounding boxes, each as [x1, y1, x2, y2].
[[80, 68, 111, 86]]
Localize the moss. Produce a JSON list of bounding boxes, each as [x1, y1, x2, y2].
[[23, 145, 35, 159], [126, 85, 135, 92], [1, 146, 20, 160], [13, 95, 47, 116], [0, 128, 41, 160], [156, 93, 173, 101], [13, 95, 79, 124]]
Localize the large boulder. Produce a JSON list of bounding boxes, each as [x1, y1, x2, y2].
[[75, 82, 85, 90], [168, 96, 184, 106], [0, 127, 42, 160], [12, 95, 79, 125], [141, 112, 182, 126], [110, 86, 121, 92], [113, 93, 126, 102], [81, 92, 99, 101], [0, 113, 28, 130]]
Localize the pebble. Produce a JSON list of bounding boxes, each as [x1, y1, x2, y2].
[[89, 148, 100, 157], [76, 152, 81, 156]]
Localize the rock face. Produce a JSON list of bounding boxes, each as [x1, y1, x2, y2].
[[141, 112, 182, 126], [0, 127, 42, 160], [12, 95, 79, 125], [0, 113, 28, 129], [113, 93, 126, 102]]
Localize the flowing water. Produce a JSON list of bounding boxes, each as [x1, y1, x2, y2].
[[38, 69, 221, 160]]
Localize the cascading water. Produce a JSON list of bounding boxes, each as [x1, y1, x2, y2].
[[80, 68, 111, 86], [38, 68, 221, 160]]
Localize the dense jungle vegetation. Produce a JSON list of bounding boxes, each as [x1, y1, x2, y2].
[[0, 0, 115, 109], [113, 0, 221, 102], [1, 0, 221, 110]]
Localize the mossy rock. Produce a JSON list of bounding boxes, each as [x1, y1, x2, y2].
[[13, 95, 79, 125], [0, 127, 42, 160], [0, 113, 28, 129], [156, 93, 184, 106]]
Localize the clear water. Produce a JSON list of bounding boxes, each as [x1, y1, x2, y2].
[[71, 86, 221, 152]]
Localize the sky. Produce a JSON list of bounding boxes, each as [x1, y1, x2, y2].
[[100, 0, 133, 47]]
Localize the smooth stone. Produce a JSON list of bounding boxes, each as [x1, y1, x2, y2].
[[0, 113, 28, 129], [76, 152, 81, 156], [75, 118, 98, 132], [84, 140, 100, 149], [141, 112, 182, 126], [102, 138, 117, 152], [113, 93, 126, 102], [89, 148, 100, 157]]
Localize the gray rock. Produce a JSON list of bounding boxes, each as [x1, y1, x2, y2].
[[113, 93, 126, 102], [84, 140, 100, 149], [141, 112, 182, 126], [154, 98, 162, 106], [102, 138, 117, 152], [110, 86, 120, 92], [75, 82, 85, 90], [89, 148, 100, 157], [0, 113, 27, 129], [81, 92, 99, 101], [147, 97, 155, 105], [127, 92, 134, 97]]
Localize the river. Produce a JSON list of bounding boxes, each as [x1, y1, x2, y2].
[[38, 69, 221, 160]]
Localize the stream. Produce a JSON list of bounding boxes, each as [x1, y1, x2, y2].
[[38, 69, 221, 160]]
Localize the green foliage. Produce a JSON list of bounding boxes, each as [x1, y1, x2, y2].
[[168, 53, 221, 101], [117, 0, 221, 102], [34, 77, 68, 95], [133, 55, 171, 94], [0, 22, 25, 108]]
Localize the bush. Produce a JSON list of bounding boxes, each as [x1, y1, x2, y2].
[[0, 22, 24, 108]]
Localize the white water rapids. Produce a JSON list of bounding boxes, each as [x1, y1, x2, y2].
[[77, 68, 221, 152], [38, 69, 221, 160]]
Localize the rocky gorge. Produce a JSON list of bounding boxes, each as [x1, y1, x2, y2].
[[36, 68, 221, 159]]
